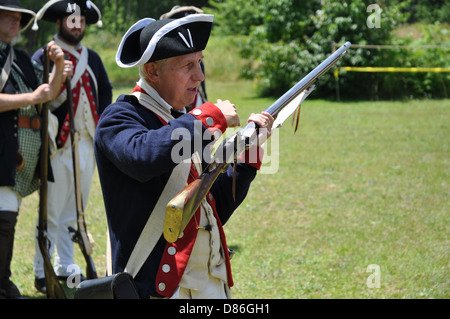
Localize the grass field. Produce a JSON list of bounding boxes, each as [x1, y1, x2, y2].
[[11, 76, 449, 299]]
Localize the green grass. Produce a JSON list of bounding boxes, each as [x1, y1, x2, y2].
[[12, 78, 449, 299], [10, 32, 449, 299], [208, 81, 450, 299]]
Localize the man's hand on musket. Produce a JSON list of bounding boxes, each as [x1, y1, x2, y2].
[[31, 84, 56, 105], [248, 111, 274, 146], [62, 59, 73, 82], [47, 41, 65, 69], [46, 41, 72, 100], [215, 99, 240, 127]]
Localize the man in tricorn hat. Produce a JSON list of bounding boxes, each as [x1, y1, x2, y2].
[[31, 0, 112, 293], [0, 0, 68, 299], [95, 14, 273, 298]]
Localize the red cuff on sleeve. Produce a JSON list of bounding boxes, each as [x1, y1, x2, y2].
[[189, 102, 228, 137]]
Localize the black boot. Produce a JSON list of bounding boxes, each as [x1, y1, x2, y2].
[[0, 211, 21, 299]]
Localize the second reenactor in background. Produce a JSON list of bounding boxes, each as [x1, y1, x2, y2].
[[31, 0, 112, 294], [0, 0, 68, 299]]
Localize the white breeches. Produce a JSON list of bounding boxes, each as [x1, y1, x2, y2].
[[34, 133, 95, 278]]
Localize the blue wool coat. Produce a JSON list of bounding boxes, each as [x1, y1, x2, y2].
[[94, 94, 259, 298]]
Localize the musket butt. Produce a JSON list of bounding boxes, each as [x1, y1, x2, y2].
[[164, 197, 185, 243]]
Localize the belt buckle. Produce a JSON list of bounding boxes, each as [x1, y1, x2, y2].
[[30, 115, 41, 131]]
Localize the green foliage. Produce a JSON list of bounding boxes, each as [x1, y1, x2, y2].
[[203, 35, 247, 81], [399, 0, 450, 23], [235, 0, 406, 98], [376, 24, 450, 99], [213, 0, 449, 100], [82, 30, 138, 85], [209, 0, 265, 35]]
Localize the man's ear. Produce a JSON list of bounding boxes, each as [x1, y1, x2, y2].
[[144, 62, 159, 83], [56, 18, 61, 29]]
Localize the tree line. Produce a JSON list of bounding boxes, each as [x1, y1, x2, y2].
[[210, 0, 449, 99]]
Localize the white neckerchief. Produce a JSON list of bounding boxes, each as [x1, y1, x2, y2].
[[51, 35, 100, 110], [132, 78, 201, 171], [53, 35, 89, 89], [132, 78, 186, 124]]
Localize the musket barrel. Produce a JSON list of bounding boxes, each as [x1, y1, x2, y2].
[[264, 41, 351, 117]]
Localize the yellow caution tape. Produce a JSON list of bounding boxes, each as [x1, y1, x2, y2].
[[341, 67, 450, 73]]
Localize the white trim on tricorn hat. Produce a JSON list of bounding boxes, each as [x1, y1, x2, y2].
[[116, 14, 213, 69], [0, 0, 36, 32], [31, 0, 102, 31]]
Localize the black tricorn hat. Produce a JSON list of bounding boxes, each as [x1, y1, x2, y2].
[[116, 14, 213, 68], [0, 0, 36, 32], [32, 0, 102, 30]]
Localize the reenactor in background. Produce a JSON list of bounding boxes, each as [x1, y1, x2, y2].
[[31, 0, 112, 294], [0, 0, 68, 299]]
